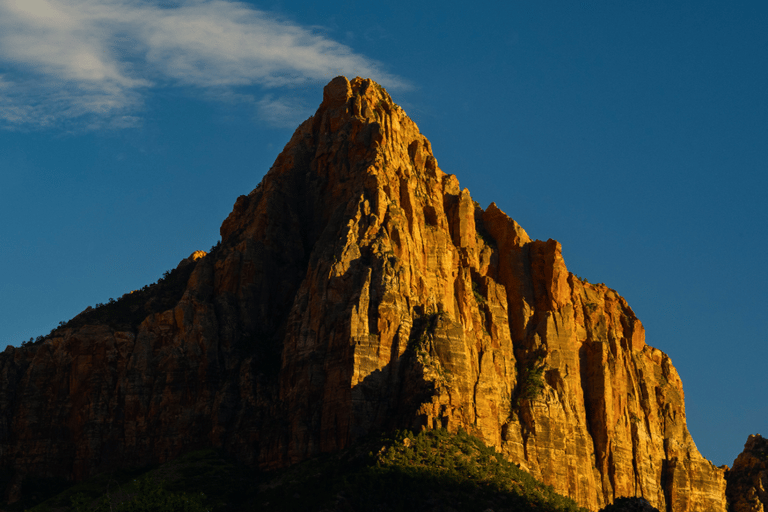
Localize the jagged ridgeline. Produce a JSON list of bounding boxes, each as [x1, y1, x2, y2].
[[15, 249, 212, 349], [0, 76, 727, 511]]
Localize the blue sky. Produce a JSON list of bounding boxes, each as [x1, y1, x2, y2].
[[0, 0, 765, 468]]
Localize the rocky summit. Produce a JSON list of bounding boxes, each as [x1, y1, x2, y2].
[[727, 434, 768, 512], [0, 76, 727, 511]]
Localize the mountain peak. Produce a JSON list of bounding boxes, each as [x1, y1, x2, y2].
[[322, 75, 354, 108], [321, 75, 394, 113], [0, 77, 727, 512]]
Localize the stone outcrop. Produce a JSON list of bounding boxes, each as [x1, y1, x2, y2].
[[727, 434, 768, 512], [0, 76, 726, 511]]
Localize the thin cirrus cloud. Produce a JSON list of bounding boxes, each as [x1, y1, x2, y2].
[[0, 0, 406, 130], [257, 94, 312, 129]]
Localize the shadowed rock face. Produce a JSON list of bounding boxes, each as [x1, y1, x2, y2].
[[727, 434, 768, 512], [599, 496, 661, 512], [0, 76, 726, 511]]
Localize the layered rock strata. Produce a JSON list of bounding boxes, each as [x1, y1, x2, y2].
[[727, 434, 768, 512], [0, 76, 725, 511]]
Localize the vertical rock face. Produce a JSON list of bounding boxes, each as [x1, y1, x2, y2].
[[0, 76, 726, 511], [727, 434, 768, 512]]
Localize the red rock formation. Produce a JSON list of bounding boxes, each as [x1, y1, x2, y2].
[[0, 76, 726, 511], [727, 434, 768, 512]]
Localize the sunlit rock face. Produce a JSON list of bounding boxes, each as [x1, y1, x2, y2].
[[727, 434, 768, 512], [0, 76, 726, 511]]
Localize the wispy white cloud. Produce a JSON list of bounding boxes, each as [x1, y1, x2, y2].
[[0, 0, 407, 130], [257, 94, 310, 128]]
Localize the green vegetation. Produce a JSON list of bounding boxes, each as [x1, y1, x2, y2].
[[407, 309, 445, 353], [474, 218, 497, 250], [514, 353, 547, 406], [476, 229, 496, 249], [24, 449, 251, 512], [254, 428, 587, 511], [23, 430, 587, 512], [472, 280, 486, 304], [376, 98, 389, 114], [69, 475, 207, 512], [2, 465, 151, 512], [372, 81, 391, 103]]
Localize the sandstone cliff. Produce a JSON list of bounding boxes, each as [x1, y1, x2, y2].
[[727, 434, 768, 512], [0, 76, 726, 511]]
